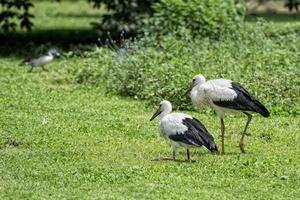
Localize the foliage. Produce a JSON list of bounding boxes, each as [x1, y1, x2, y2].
[[285, 0, 300, 12], [0, 0, 245, 38], [98, 21, 300, 116], [147, 0, 245, 38], [89, 0, 157, 38], [0, 0, 34, 32]]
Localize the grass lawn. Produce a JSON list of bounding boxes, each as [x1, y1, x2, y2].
[[0, 57, 299, 199]]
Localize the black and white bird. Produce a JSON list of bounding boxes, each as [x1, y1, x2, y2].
[[20, 49, 59, 72], [150, 100, 218, 161], [186, 74, 270, 155]]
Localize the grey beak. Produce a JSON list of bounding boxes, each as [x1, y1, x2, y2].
[[185, 82, 194, 95], [150, 107, 162, 121]]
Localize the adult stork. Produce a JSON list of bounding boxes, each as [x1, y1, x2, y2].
[[20, 49, 59, 72], [186, 74, 270, 155], [150, 100, 218, 161]]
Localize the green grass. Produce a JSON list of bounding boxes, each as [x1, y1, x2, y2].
[[0, 57, 300, 199]]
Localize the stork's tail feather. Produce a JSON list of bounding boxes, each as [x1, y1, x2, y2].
[[200, 133, 218, 153], [252, 99, 270, 118], [207, 140, 218, 153], [19, 60, 29, 66]]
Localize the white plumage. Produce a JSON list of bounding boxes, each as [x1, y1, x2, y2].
[[187, 74, 270, 155], [150, 100, 218, 161], [191, 76, 237, 113], [26, 55, 54, 66], [159, 113, 189, 138], [20, 49, 59, 72]]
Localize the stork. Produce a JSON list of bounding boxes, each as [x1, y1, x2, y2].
[[20, 49, 60, 72], [150, 100, 218, 161], [186, 74, 270, 155]]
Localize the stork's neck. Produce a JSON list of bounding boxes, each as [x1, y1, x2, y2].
[[191, 77, 205, 95], [158, 108, 172, 121], [47, 52, 54, 57]]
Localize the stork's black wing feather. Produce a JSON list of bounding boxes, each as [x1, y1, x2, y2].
[[213, 82, 269, 117], [168, 118, 218, 152], [19, 56, 37, 66]]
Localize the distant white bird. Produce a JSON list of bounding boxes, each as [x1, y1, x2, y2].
[[186, 74, 270, 155], [20, 49, 59, 72], [150, 100, 218, 161]]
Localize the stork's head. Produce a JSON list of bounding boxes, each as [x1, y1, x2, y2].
[[150, 100, 172, 121], [48, 49, 60, 57], [185, 74, 206, 94]]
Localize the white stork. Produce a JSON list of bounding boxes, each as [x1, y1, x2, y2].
[[150, 100, 218, 161], [20, 49, 59, 72], [186, 74, 270, 155]]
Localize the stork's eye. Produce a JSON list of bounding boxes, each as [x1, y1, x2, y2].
[[192, 78, 196, 82]]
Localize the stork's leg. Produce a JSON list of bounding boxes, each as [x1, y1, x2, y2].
[[28, 66, 34, 73], [41, 65, 48, 72], [221, 118, 225, 155], [240, 112, 252, 153], [152, 144, 177, 161], [186, 149, 190, 161], [172, 149, 176, 161]]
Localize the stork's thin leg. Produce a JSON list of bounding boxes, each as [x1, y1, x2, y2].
[[41, 65, 48, 72], [221, 118, 225, 155], [240, 112, 252, 153], [28, 66, 34, 73], [173, 150, 176, 161], [187, 149, 190, 161]]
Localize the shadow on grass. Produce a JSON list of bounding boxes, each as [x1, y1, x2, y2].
[[246, 13, 300, 22], [53, 12, 102, 18], [0, 28, 100, 58], [151, 158, 197, 163]]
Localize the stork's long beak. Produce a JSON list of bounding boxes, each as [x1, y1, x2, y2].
[[150, 107, 162, 121], [185, 82, 193, 95]]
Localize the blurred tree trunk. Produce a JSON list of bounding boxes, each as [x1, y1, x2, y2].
[[285, 0, 300, 12]]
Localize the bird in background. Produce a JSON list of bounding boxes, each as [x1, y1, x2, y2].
[[186, 74, 270, 155], [20, 49, 60, 72], [150, 100, 218, 161]]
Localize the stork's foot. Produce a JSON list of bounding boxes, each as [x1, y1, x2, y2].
[[239, 142, 246, 153], [220, 147, 225, 156]]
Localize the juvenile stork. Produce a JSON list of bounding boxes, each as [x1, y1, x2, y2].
[[20, 49, 59, 72], [150, 100, 218, 161], [186, 74, 270, 155]]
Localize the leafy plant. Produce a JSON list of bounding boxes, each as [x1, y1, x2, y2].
[[89, 0, 157, 39], [147, 0, 245, 38], [0, 0, 34, 32]]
